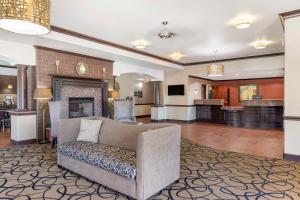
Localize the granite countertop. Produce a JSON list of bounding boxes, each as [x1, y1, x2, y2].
[[8, 110, 37, 115], [243, 99, 284, 107], [194, 99, 225, 106], [221, 106, 244, 111]]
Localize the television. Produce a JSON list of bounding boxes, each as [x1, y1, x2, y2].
[[168, 84, 184, 96]]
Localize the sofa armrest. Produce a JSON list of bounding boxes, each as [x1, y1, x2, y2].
[[136, 124, 181, 200], [57, 117, 81, 148]]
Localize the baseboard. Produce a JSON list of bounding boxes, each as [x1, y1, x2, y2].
[[151, 119, 197, 123], [283, 153, 300, 162], [10, 139, 37, 146], [136, 115, 151, 118]]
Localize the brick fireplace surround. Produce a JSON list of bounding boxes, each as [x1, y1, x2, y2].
[[35, 46, 113, 139]]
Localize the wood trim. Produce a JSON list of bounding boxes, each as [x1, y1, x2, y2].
[[50, 26, 182, 66], [10, 139, 37, 146], [135, 103, 154, 106], [284, 116, 300, 121], [183, 52, 284, 66], [0, 65, 17, 69], [35, 45, 114, 63], [190, 76, 284, 82], [188, 75, 214, 82], [284, 153, 300, 162], [49, 74, 105, 81], [279, 9, 300, 30], [165, 104, 196, 107], [135, 115, 151, 118], [151, 104, 164, 107], [279, 9, 300, 20]]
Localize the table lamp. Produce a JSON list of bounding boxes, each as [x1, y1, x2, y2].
[[33, 88, 53, 144]]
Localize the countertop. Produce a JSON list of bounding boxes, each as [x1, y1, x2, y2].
[[221, 106, 244, 111], [194, 99, 225, 106], [243, 99, 284, 107], [8, 110, 37, 115]]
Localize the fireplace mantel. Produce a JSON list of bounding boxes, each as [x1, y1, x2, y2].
[[51, 74, 108, 117]]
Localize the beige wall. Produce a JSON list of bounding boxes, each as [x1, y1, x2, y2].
[[284, 16, 300, 156], [116, 74, 154, 104]]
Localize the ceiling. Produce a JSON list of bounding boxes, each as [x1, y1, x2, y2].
[[51, 0, 300, 63], [191, 68, 284, 81]]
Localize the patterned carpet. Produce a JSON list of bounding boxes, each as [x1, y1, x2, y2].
[[0, 139, 300, 200]]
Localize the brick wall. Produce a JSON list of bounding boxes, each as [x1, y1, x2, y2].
[[35, 46, 113, 140]]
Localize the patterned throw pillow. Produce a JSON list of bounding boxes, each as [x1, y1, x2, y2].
[[77, 119, 102, 143]]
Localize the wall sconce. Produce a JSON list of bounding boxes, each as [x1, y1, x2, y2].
[[194, 89, 198, 94], [7, 84, 13, 89], [102, 67, 106, 79], [55, 60, 60, 74]]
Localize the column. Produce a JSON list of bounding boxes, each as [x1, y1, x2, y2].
[[283, 14, 300, 160]]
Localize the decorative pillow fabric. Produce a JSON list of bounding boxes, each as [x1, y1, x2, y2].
[[77, 119, 102, 143], [59, 141, 137, 180]]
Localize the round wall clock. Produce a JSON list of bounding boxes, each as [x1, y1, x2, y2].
[[75, 62, 88, 76]]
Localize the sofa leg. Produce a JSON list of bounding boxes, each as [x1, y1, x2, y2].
[[52, 137, 57, 148]]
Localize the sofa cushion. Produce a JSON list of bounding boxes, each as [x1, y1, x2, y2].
[[59, 141, 136, 180], [77, 119, 102, 143]]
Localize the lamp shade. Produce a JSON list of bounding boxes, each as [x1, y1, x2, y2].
[[33, 88, 53, 100], [0, 0, 50, 35], [108, 90, 118, 99], [208, 64, 224, 76]]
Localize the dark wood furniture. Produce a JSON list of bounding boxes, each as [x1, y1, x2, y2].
[[195, 100, 283, 129]]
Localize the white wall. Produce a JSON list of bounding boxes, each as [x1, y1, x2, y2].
[[113, 61, 164, 81], [284, 16, 300, 156], [0, 40, 36, 65]]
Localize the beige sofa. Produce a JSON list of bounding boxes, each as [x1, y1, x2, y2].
[[57, 117, 181, 200]]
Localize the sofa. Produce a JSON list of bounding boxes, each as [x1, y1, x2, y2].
[[57, 116, 181, 200]]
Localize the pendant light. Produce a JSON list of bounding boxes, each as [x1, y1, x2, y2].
[[0, 0, 50, 35], [207, 50, 224, 77]]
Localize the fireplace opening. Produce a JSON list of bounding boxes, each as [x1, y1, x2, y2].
[[69, 97, 95, 118]]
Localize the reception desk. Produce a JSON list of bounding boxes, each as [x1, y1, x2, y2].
[[195, 99, 283, 129]]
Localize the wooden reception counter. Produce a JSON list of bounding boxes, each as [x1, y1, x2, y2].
[[195, 99, 283, 129]]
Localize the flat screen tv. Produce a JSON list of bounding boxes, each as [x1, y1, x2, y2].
[[168, 84, 184, 96]]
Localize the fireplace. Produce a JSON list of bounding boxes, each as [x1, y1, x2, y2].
[[69, 97, 95, 118], [51, 75, 108, 118]]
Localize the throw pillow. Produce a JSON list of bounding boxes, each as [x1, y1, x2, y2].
[[77, 119, 102, 143]]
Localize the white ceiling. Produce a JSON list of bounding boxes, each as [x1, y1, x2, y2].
[[192, 68, 284, 81], [51, 0, 300, 63]]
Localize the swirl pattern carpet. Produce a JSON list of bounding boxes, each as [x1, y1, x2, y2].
[[0, 139, 300, 199]]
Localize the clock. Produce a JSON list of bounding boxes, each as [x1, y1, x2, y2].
[[75, 62, 88, 76]]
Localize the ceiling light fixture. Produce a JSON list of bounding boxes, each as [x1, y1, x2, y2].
[[253, 40, 269, 49], [158, 21, 176, 39], [0, 0, 50, 35], [234, 18, 252, 29], [132, 40, 150, 49], [208, 50, 224, 77], [169, 52, 185, 61]]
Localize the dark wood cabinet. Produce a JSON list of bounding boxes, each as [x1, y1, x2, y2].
[[196, 105, 283, 129]]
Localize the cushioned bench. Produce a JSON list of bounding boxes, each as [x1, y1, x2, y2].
[[60, 141, 136, 180]]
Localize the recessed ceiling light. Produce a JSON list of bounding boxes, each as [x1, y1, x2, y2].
[[232, 15, 254, 29], [169, 52, 185, 61], [234, 18, 252, 29], [251, 40, 271, 49], [132, 40, 150, 49]]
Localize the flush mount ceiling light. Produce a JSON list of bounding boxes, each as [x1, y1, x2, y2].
[[234, 18, 252, 29], [0, 0, 50, 35], [158, 21, 176, 39], [207, 50, 224, 77], [132, 40, 150, 49], [169, 52, 185, 61], [252, 40, 270, 49]]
